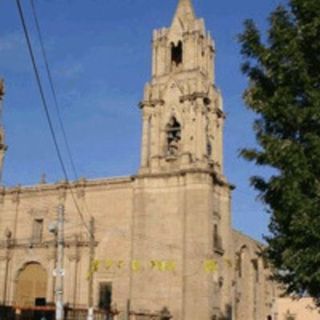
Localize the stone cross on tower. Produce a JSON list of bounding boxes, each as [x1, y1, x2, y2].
[[0, 80, 7, 183], [139, 0, 225, 175]]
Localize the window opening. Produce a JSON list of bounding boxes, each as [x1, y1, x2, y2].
[[205, 115, 212, 158], [171, 41, 183, 67], [31, 219, 43, 244], [98, 282, 112, 313], [213, 224, 222, 251], [207, 142, 212, 157], [237, 252, 243, 278], [147, 116, 152, 165], [166, 117, 181, 157], [252, 259, 259, 283]]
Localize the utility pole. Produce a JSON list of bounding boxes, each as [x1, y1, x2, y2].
[[55, 204, 65, 320], [87, 217, 95, 320]]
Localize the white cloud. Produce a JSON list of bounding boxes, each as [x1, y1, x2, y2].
[[0, 32, 24, 52], [0, 31, 36, 74], [54, 61, 84, 79]]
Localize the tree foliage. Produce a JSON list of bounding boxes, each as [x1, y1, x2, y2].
[[238, 0, 320, 302]]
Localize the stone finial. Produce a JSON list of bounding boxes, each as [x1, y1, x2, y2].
[[4, 228, 12, 239], [40, 173, 47, 184], [172, 0, 196, 24], [0, 80, 4, 100]]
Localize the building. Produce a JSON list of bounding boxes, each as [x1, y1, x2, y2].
[[274, 298, 320, 320], [0, 1, 278, 319]]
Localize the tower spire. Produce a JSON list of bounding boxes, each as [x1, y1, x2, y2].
[[140, 0, 222, 175], [172, 0, 196, 24]]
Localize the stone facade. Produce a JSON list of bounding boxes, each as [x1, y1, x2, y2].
[[0, 1, 278, 319], [274, 298, 320, 320]]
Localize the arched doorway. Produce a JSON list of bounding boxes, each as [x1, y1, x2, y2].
[[15, 262, 47, 307]]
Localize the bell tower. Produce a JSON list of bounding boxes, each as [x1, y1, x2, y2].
[[0, 80, 7, 183], [139, 0, 225, 175], [132, 1, 233, 319]]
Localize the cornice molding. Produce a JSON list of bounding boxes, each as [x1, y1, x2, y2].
[[2, 176, 134, 197]]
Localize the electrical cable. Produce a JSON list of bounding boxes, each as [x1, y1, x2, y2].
[[29, 0, 79, 182], [15, 0, 92, 235], [29, 0, 93, 225], [16, 0, 68, 182]]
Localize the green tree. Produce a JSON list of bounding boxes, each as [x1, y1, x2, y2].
[[238, 0, 320, 302]]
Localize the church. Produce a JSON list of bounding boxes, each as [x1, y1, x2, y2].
[[0, 0, 278, 319]]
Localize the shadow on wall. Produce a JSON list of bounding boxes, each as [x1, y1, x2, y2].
[[211, 304, 232, 320]]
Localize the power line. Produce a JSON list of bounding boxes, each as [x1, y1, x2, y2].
[[15, 0, 92, 235], [29, 0, 79, 181], [15, 0, 68, 181], [28, 0, 93, 225]]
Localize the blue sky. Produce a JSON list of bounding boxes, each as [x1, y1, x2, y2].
[[0, 0, 281, 241]]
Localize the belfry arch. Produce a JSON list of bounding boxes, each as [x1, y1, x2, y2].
[[15, 262, 48, 307], [171, 41, 183, 68], [166, 116, 181, 157]]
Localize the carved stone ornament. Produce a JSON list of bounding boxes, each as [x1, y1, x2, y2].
[[11, 186, 21, 204], [57, 180, 68, 201], [75, 178, 86, 199]]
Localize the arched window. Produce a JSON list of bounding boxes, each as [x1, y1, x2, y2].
[[252, 259, 259, 283], [166, 117, 181, 157], [207, 141, 212, 157], [171, 41, 183, 67], [213, 224, 223, 252], [237, 249, 244, 278]]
